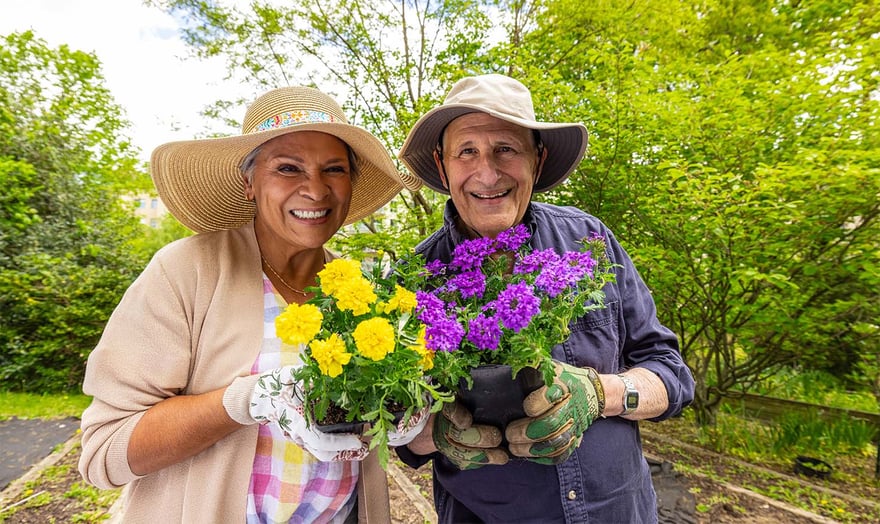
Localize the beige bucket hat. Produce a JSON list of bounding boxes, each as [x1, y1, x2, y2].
[[398, 74, 588, 194], [151, 86, 421, 233]]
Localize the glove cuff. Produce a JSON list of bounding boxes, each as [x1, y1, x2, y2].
[[223, 374, 262, 425], [585, 367, 605, 415]]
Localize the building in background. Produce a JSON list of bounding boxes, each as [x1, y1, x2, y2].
[[128, 194, 168, 228]]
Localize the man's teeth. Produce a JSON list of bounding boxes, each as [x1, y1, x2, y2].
[[473, 190, 509, 199], [292, 209, 330, 219]]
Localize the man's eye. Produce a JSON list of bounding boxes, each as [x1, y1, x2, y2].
[[456, 148, 478, 157], [497, 146, 516, 154]]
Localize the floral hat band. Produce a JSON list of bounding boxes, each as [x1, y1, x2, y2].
[[251, 110, 337, 133]]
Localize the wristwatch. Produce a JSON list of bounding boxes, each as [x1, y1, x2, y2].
[[618, 374, 639, 415]]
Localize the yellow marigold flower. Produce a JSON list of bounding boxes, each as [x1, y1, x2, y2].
[[409, 325, 434, 370], [310, 333, 351, 377], [334, 278, 377, 315], [318, 259, 363, 295], [276, 303, 323, 345], [353, 317, 395, 361], [386, 285, 418, 313]]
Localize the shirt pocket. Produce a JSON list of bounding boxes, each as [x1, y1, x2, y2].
[[553, 300, 620, 373]]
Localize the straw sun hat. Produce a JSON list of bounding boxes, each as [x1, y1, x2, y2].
[[151, 86, 421, 233], [398, 74, 588, 195]]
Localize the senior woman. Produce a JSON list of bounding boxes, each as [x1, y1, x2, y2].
[[78, 86, 422, 523]]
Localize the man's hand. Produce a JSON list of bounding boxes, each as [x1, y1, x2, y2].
[[433, 401, 509, 470], [505, 361, 604, 465]]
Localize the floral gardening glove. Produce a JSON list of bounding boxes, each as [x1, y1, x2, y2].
[[432, 400, 509, 470], [387, 404, 431, 447], [228, 366, 370, 462], [505, 361, 604, 465]]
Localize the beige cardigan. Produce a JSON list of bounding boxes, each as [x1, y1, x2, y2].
[[78, 224, 389, 522]]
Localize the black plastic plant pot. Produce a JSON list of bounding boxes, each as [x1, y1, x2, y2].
[[457, 364, 545, 431], [315, 407, 406, 435], [793, 455, 833, 479]]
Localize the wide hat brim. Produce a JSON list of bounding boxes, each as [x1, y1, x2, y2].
[[151, 88, 421, 233], [398, 104, 588, 195]]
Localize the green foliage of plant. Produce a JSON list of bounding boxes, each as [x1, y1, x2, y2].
[[127, 212, 194, 261], [507, 0, 880, 423], [771, 412, 875, 455], [0, 32, 152, 393], [698, 403, 875, 464], [6, 0, 878, 424]]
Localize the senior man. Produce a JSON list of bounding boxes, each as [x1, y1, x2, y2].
[[396, 74, 695, 523]]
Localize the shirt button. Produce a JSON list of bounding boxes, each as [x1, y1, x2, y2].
[[567, 490, 577, 500]]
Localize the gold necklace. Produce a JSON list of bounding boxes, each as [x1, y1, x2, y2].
[[260, 254, 309, 297]]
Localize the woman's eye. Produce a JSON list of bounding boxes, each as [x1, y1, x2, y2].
[[324, 165, 348, 175], [277, 164, 302, 175]]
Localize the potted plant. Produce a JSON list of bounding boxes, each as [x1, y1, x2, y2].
[[415, 224, 615, 429], [275, 256, 452, 468]]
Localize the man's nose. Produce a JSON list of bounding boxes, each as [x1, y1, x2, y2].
[[472, 153, 501, 183]]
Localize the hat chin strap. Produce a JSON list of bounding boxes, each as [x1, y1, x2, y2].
[[535, 146, 548, 184]]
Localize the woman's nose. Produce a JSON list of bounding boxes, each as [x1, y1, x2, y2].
[[298, 173, 332, 200]]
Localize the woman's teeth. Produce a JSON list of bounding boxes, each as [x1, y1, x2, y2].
[[291, 209, 330, 219]]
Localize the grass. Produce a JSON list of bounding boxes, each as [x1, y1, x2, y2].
[[0, 392, 91, 420], [751, 368, 879, 413]]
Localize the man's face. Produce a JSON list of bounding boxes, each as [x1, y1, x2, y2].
[[434, 113, 544, 239]]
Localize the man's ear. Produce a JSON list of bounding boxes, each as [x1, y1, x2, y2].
[[433, 150, 450, 190]]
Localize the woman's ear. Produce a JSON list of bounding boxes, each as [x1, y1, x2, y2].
[[242, 175, 255, 201]]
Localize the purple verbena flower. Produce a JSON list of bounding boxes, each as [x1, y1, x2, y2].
[[493, 281, 540, 333], [447, 270, 486, 299], [425, 259, 447, 276], [466, 313, 502, 351], [494, 224, 530, 252], [534, 251, 598, 297], [561, 251, 597, 282], [514, 248, 560, 275], [450, 236, 494, 271], [415, 291, 446, 324], [424, 314, 465, 352]]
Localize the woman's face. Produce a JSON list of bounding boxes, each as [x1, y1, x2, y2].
[[245, 131, 353, 252]]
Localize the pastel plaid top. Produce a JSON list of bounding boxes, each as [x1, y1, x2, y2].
[[245, 275, 358, 523]]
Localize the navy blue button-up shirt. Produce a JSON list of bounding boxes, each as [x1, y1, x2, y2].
[[397, 201, 695, 524]]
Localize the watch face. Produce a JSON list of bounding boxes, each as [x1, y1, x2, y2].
[[625, 392, 640, 410]]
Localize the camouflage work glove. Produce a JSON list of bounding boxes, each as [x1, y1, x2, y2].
[[432, 400, 509, 470], [505, 361, 604, 465]]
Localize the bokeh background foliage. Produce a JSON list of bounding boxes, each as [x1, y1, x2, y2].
[[1, 2, 877, 426]]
